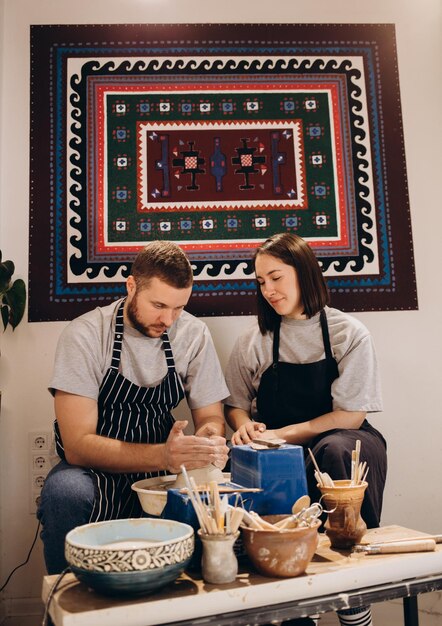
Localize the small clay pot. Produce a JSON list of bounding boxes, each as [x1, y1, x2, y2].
[[318, 479, 367, 549], [241, 516, 320, 578]]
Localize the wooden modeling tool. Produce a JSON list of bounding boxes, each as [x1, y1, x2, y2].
[[353, 539, 436, 554], [308, 448, 334, 487], [292, 494, 311, 514], [274, 494, 313, 529]]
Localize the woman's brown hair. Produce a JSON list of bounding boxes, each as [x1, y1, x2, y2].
[[254, 233, 330, 334]]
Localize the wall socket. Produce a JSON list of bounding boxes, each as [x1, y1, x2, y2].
[[29, 430, 52, 514], [30, 431, 52, 451]]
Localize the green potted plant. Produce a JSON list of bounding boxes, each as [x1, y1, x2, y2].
[[0, 250, 26, 331]]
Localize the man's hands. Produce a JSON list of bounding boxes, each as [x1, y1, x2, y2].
[[164, 420, 229, 474]]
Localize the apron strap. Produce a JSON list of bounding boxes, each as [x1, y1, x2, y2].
[[319, 309, 334, 360], [110, 299, 178, 374], [272, 317, 281, 367], [161, 330, 176, 373], [272, 310, 333, 363], [110, 299, 125, 370]]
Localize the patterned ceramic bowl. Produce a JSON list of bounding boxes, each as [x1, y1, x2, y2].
[[65, 518, 194, 596]]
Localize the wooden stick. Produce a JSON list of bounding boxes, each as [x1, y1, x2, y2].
[[227, 507, 244, 534], [180, 466, 210, 533], [321, 472, 335, 487], [210, 480, 223, 532], [225, 508, 231, 534], [350, 450, 356, 485], [241, 509, 266, 529], [308, 448, 324, 486], [354, 439, 361, 483], [190, 477, 209, 522], [249, 511, 279, 530], [356, 539, 436, 554], [314, 470, 322, 486], [358, 461, 367, 485]]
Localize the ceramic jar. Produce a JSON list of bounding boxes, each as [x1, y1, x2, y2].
[[318, 479, 368, 549], [198, 530, 239, 584]]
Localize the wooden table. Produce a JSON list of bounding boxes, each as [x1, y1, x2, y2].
[[42, 525, 442, 626]]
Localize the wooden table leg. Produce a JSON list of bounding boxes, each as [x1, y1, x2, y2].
[[403, 596, 419, 626]]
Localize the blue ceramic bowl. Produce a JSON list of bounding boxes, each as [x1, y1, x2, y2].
[[65, 518, 194, 596]]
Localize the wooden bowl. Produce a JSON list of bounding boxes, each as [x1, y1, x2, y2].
[[241, 515, 320, 578]]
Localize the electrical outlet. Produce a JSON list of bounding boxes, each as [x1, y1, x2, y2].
[[29, 431, 51, 451], [32, 454, 50, 471], [29, 464, 48, 514], [30, 491, 42, 514], [29, 430, 52, 514], [33, 474, 46, 489]]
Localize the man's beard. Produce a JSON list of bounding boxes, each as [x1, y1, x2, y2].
[[126, 295, 166, 338]]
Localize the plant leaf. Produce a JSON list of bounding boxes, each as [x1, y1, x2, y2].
[[0, 260, 14, 293], [3, 279, 26, 329], [1, 304, 9, 330]]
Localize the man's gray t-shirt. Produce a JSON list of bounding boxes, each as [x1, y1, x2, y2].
[[223, 306, 382, 418], [50, 299, 229, 409]]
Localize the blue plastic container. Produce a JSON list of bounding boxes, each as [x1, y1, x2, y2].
[[230, 444, 308, 515]]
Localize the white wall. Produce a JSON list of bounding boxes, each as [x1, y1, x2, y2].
[[0, 0, 441, 618]]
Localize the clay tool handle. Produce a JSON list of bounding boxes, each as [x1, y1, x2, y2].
[[210, 481, 223, 532], [354, 539, 436, 554], [241, 509, 278, 530], [229, 507, 244, 533]]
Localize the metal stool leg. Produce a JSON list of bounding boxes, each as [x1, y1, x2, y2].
[[403, 596, 419, 626]]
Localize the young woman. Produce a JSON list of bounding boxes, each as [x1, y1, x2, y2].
[[224, 232, 387, 528], [224, 233, 387, 626]]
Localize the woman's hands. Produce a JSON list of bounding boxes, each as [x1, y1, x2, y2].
[[231, 420, 267, 445], [225, 405, 267, 446], [226, 404, 367, 448]]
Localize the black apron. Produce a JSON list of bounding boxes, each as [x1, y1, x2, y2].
[[257, 310, 339, 427], [256, 310, 387, 528], [55, 299, 185, 522]]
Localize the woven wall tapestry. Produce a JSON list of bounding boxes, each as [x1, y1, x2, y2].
[[29, 23, 417, 321]]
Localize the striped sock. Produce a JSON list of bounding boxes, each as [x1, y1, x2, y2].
[[337, 606, 372, 626]]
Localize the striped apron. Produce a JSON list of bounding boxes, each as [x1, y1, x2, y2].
[[55, 299, 184, 522]]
